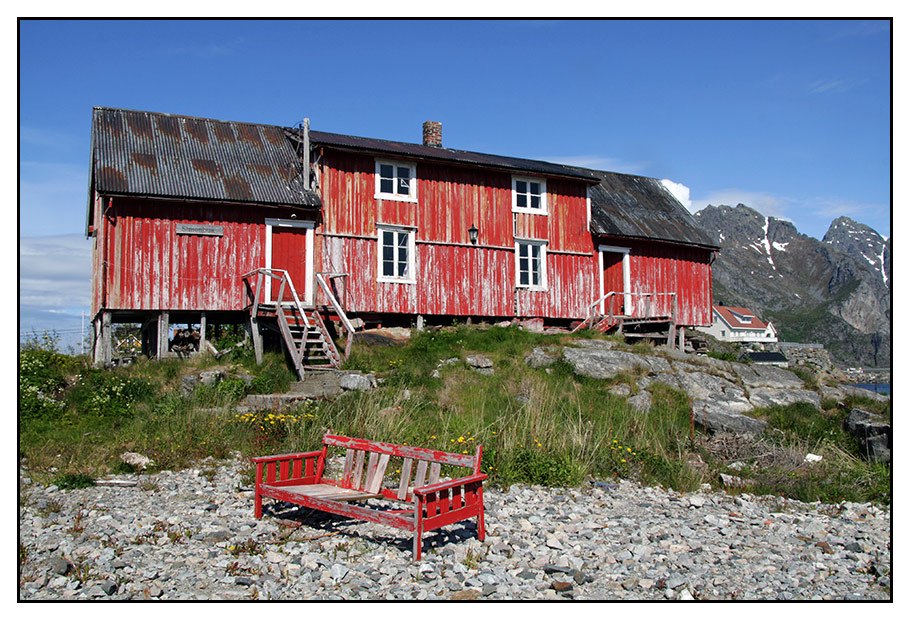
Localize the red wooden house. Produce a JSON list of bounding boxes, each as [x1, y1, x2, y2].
[[87, 108, 718, 376]]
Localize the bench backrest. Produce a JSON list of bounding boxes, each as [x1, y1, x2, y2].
[[324, 433, 482, 501]]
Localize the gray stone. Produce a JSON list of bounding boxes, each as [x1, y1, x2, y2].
[[466, 354, 494, 368], [199, 370, 225, 386], [48, 554, 70, 575], [563, 347, 643, 379], [525, 347, 558, 369], [732, 364, 804, 389], [748, 388, 820, 410], [609, 384, 632, 398], [340, 373, 375, 392], [628, 391, 652, 413], [692, 400, 768, 435]]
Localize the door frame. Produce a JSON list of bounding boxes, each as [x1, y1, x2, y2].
[[597, 245, 631, 315], [265, 218, 315, 306]]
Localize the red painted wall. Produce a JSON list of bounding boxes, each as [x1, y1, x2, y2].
[[315, 148, 597, 320], [597, 236, 714, 326], [92, 196, 266, 313]]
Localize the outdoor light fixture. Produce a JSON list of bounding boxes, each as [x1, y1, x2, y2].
[[468, 224, 479, 245]]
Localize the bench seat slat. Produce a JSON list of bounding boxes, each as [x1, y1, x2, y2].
[[263, 483, 382, 503]]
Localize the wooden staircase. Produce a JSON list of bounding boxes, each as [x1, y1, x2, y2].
[[242, 269, 358, 381], [257, 303, 341, 374], [573, 290, 680, 348]]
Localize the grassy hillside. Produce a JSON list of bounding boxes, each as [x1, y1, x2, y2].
[[18, 327, 890, 505]]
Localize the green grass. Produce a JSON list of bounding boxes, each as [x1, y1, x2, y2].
[[18, 326, 890, 504]]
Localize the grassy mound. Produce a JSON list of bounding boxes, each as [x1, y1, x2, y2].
[[18, 326, 890, 504]]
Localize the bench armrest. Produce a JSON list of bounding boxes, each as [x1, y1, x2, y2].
[[413, 473, 487, 497], [251, 450, 324, 464]]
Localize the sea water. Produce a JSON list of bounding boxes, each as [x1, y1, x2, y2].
[[849, 383, 891, 396]]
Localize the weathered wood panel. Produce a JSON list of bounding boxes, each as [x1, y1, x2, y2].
[[99, 197, 265, 311], [315, 148, 595, 320], [597, 236, 714, 326]]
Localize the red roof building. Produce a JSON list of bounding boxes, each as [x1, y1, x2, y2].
[[697, 305, 778, 343]]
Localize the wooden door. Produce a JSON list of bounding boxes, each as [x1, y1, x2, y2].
[[602, 251, 625, 315], [270, 224, 310, 304]]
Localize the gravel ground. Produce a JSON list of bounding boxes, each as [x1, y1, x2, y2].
[[18, 455, 891, 601]]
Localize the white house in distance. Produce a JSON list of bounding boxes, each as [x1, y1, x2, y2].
[[696, 305, 778, 344]]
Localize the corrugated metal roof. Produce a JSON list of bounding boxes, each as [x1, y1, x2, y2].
[[90, 107, 321, 209], [305, 129, 602, 182], [583, 169, 720, 250]]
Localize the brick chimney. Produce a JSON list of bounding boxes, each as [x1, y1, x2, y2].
[[422, 121, 442, 147]]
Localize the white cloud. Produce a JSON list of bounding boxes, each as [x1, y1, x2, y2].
[[660, 179, 693, 212], [19, 234, 93, 348]]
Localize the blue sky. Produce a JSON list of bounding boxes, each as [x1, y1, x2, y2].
[[18, 18, 893, 349]]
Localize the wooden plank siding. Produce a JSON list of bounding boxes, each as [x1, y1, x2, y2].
[[92, 196, 268, 313], [314, 148, 597, 320], [598, 235, 714, 326]]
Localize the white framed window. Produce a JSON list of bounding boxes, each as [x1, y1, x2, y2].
[[512, 176, 547, 214], [377, 225, 416, 284], [375, 160, 417, 202], [515, 239, 547, 290]]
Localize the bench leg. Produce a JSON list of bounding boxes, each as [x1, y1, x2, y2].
[[476, 486, 485, 541], [254, 463, 263, 519], [413, 498, 423, 560]]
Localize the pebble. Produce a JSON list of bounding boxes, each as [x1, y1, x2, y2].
[[17, 455, 891, 600]]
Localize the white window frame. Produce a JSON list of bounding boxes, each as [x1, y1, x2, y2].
[[512, 176, 548, 215], [377, 225, 417, 284], [515, 239, 548, 291], [375, 159, 418, 202]]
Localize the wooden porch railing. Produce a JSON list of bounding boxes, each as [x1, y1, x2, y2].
[[576, 291, 678, 332], [314, 273, 357, 361]]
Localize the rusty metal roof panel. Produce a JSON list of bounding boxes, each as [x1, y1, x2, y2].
[[90, 107, 321, 208], [582, 169, 720, 250], [306, 129, 601, 182]]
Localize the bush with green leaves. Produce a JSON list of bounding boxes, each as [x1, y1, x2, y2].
[[19, 333, 80, 421]]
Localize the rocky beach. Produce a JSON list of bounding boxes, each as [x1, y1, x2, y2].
[[18, 454, 890, 601]]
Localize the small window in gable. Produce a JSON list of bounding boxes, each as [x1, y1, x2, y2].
[[515, 239, 547, 290], [377, 226, 416, 284], [376, 160, 417, 202], [512, 176, 547, 214]]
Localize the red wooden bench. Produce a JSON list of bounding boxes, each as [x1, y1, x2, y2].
[[253, 432, 487, 560]]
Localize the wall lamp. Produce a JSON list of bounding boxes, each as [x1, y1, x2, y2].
[[468, 224, 479, 245]]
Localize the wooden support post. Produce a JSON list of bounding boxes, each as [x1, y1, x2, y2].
[[416, 315, 424, 331], [93, 311, 112, 367], [678, 326, 685, 352], [157, 311, 169, 360], [249, 316, 263, 365], [199, 312, 207, 356]]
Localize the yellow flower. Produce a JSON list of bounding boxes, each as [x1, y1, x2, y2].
[[621, 459, 626, 463]]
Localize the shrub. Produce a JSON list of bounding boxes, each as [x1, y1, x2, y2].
[[18, 334, 77, 421], [53, 471, 95, 489]]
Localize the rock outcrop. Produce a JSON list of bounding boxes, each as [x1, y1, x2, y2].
[[843, 408, 891, 463], [539, 341, 852, 435]]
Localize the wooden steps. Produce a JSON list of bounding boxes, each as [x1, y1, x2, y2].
[[254, 302, 342, 379]]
